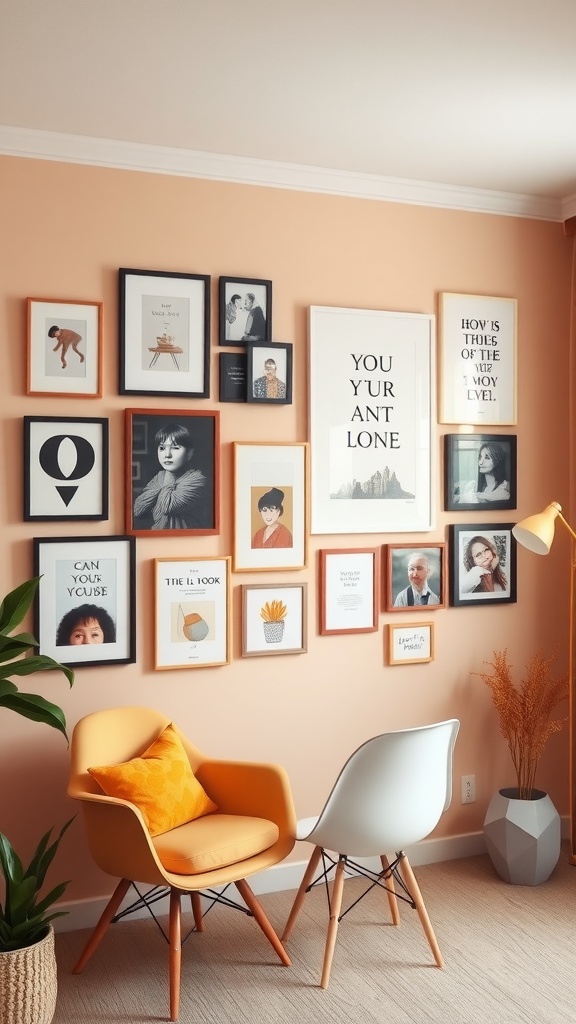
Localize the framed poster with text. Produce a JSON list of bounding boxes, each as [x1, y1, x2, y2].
[[439, 293, 517, 425], [309, 306, 435, 534]]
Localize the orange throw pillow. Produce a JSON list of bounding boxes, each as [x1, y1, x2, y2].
[[88, 723, 217, 836]]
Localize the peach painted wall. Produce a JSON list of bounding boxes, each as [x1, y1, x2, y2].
[[0, 154, 572, 903]]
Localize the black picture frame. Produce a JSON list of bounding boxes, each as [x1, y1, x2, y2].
[[449, 523, 517, 607], [125, 408, 219, 537], [24, 416, 109, 522], [119, 268, 210, 398], [444, 433, 517, 512], [246, 342, 293, 405], [219, 276, 272, 345], [34, 535, 136, 668], [219, 352, 247, 403]]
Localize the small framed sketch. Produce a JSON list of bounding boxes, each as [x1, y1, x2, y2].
[[242, 583, 307, 657], [233, 442, 308, 571], [439, 293, 517, 425], [126, 408, 219, 537], [219, 276, 272, 345], [119, 268, 210, 398], [385, 543, 446, 612], [27, 297, 102, 398], [155, 557, 231, 669], [444, 433, 516, 512], [449, 524, 517, 606], [219, 352, 247, 402], [247, 342, 293, 405], [387, 622, 435, 665], [24, 416, 109, 521], [34, 535, 136, 668], [319, 548, 379, 635]]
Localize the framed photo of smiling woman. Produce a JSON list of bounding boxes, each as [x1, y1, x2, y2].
[[125, 409, 219, 537], [449, 524, 516, 606]]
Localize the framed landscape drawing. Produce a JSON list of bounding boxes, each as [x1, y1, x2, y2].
[[155, 557, 230, 669], [34, 535, 136, 668], [119, 268, 210, 398], [27, 297, 102, 398], [309, 305, 435, 534], [439, 293, 517, 425], [233, 442, 308, 571], [24, 416, 109, 521]]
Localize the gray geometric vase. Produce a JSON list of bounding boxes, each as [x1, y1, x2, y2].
[[483, 787, 561, 886]]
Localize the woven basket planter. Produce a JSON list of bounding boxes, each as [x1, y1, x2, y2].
[[0, 926, 57, 1024]]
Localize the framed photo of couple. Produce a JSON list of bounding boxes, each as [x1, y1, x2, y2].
[[444, 433, 517, 512], [233, 442, 308, 571], [219, 276, 272, 345], [449, 524, 517, 607]]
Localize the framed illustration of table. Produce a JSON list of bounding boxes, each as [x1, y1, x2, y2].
[[309, 305, 435, 534]]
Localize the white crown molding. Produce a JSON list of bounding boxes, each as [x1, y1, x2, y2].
[[561, 192, 576, 221], [0, 124, 565, 222]]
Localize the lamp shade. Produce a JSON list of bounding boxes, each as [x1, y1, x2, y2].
[[512, 502, 562, 555]]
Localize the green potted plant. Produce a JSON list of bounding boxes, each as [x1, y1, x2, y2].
[[0, 577, 74, 1024], [474, 648, 568, 885]]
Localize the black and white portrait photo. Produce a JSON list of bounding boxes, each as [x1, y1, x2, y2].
[[444, 434, 517, 512], [126, 409, 219, 536]]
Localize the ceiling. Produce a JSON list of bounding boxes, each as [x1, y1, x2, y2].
[[2, 0, 576, 220]]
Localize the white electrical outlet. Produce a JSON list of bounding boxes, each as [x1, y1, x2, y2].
[[461, 774, 476, 804]]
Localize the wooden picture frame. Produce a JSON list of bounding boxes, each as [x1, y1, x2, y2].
[[125, 408, 219, 537], [309, 305, 435, 534], [242, 582, 307, 657], [233, 442, 308, 571], [219, 276, 272, 345], [444, 433, 517, 511], [24, 416, 109, 521], [449, 523, 517, 606], [27, 297, 102, 398], [34, 535, 136, 668], [246, 342, 293, 405], [154, 557, 231, 669], [119, 268, 210, 398], [387, 622, 435, 665], [319, 548, 379, 635], [385, 543, 446, 611], [439, 292, 517, 425]]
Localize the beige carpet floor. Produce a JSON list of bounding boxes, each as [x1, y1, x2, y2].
[[53, 849, 576, 1024]]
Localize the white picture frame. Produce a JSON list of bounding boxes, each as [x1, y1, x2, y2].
[[439, 292, 517, 425], [309, 305, 435, 534]]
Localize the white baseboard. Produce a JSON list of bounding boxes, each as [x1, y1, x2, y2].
[[54, 829, 489, 935]]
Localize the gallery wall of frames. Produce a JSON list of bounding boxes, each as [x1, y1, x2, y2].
[[25, 282, 518, 671]]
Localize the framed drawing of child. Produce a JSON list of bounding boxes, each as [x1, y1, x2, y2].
[[125, 409, 219, 536]]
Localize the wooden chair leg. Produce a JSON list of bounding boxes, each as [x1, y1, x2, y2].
[[190, 891, 204, 932], [282, 845, 322, 942], [235, 878, 291, 966], [320, 855, 345, 989], [72, 877, 131, 974], [380, 854, 400, 926], [397, 853, 443, 967], [169, 889, 182, 1022]]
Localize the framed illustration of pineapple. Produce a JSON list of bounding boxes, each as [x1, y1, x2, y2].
[[241, 583, 307, 657]]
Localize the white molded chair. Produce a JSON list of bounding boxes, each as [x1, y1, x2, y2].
[[281, 719, 460, 988]]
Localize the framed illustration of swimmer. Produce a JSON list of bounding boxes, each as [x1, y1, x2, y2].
[[33, 535, 136, 668], [154, 557, 231, 669], [233, 442, 308, 572]]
